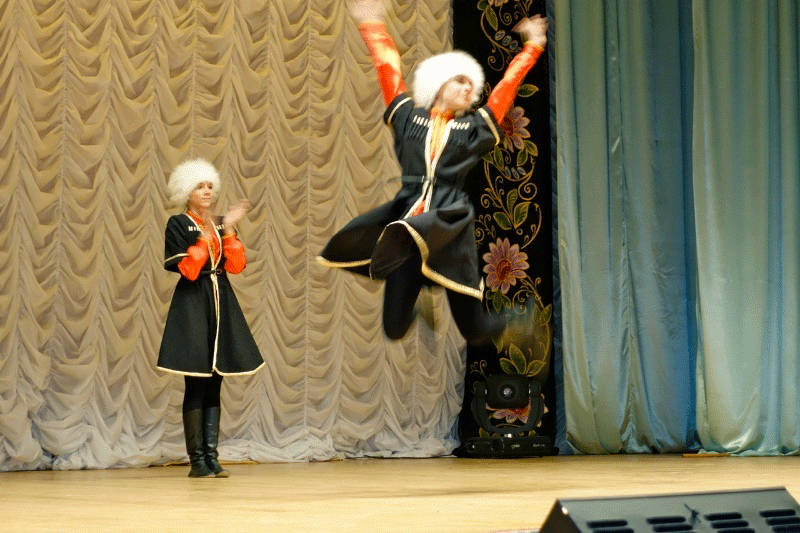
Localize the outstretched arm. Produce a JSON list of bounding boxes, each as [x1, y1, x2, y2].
[[351, 0, 407, 106], [486, 15, 548, 121]]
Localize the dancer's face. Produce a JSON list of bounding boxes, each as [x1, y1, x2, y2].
[[188, 181, 215, 213], [434, 75, 474, 113]]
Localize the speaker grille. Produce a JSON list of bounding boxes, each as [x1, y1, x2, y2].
[[762, 511, 800, 519], [587, 519, 634, 533], [646, 515, 694, 532], [541, 488, 800, 533], [707, 514, 745, 522], [588, 520, 629, 528], [762, 508, 800, 532]]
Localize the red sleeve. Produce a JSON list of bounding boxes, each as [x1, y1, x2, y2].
[[222, 234, 246, 274], [358, 21, 407, 106], [177, 238, 210, 281], [486, 43, 544, 122]]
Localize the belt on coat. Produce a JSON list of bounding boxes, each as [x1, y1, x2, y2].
[[199, 269, 226, 276], [398, 174, 461, 188]]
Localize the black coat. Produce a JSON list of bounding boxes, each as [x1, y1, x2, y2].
[[318, 93, 502, 299], [157, 214, 264, 377]]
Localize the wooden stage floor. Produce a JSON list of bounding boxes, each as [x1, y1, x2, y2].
[[4, 454, 800, 533]]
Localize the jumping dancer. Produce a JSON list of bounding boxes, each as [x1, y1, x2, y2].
[[319, 0, 547, 347]]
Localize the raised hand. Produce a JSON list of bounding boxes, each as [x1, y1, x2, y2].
[[513, 14, 548, 49], [222, 200, 251, 233], [349, 0, 386, 23]]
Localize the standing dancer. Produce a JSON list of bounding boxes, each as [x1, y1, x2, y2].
[[158, 158, 264, 478], [319, 0, 548, 347]]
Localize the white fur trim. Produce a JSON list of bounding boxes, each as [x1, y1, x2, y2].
[[167, 158, 221, 207], [412, 51, 484, 110]]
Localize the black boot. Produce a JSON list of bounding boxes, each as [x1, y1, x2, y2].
[[203, 407, 230, 478], [183, 409, 214, 478]]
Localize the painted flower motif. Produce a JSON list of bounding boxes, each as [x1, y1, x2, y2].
[[500, 106, 530, 151], [491, 405, 530, 424], [483, 238, 529, 294], [489, 402, 548, 426], [488, 0, 511, 5]]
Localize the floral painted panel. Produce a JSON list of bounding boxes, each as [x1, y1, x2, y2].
[[454, 0, 555, 442]]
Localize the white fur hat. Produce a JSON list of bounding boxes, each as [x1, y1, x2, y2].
[[412, 50, 485, 110], [167, 158, 221, 207]]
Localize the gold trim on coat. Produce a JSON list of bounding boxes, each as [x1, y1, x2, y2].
[[316, 256, 371, 269], [164, 252, 188, 264], [478, 107, 501, 145], [376, 220, 484, 300], [386, 96, 412, 126]]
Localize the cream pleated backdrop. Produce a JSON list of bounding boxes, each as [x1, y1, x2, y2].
[[0, 0, 463, 470]]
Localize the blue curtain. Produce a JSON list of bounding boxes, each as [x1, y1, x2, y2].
[[554, 0, 799, 454]]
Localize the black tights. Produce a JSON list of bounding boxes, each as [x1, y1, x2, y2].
[[183, 373, 223, 413], [382, 253, 506, 345]]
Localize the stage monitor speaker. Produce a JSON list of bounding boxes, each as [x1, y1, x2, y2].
[[540, 487, 800, 533]]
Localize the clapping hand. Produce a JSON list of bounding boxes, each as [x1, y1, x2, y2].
[[222, 200, 251, 234]]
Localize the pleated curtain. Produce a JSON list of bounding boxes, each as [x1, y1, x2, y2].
[[0, 0, 463, 471], [555, 0, 800, 455]]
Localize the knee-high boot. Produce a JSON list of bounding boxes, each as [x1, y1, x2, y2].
[[183, 409, 214, 478], [203, 406, 230, 478]]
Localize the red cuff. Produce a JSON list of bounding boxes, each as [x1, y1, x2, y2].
[[177, 238, 210, 281], [223, 236, 246, 274]]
